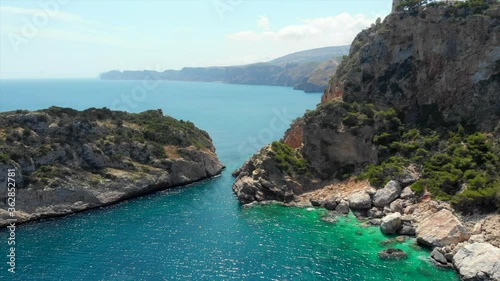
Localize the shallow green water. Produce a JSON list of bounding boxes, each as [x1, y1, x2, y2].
[[0, 79, 459, 280]]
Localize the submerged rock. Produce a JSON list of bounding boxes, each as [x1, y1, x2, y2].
[[378, 248, 408, 260]]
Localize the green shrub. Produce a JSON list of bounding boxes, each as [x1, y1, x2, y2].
[[357, 107, 499, 213], [270, 142, 309, 176], [0, 153, 10, 163]]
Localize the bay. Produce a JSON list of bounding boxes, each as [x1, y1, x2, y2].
[[0, 79, 458, 280]]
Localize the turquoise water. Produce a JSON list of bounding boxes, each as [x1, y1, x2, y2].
[[0, 79, 458, 280]]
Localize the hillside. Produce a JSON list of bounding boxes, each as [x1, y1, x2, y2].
[[99, 46, 350, 93], [0, 107, 224, 226], [232, 2, 500, 280]]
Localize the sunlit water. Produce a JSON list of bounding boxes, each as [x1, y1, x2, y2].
[[0, 79, 458, 280]]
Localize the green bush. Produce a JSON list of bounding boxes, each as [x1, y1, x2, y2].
[[357, 106, 499, 213], [0, 153, 10, 163], [270, 142, 309, 176]]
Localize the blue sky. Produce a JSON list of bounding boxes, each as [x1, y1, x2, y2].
[[0, 0, 391, 78]]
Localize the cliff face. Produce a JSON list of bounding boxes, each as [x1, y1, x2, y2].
[[233, 2, 500, 205], [0, 107, 224, 226], [323, 4, 500, 132]]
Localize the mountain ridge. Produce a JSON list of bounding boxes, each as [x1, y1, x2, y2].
[[100, 45, 350, 93]]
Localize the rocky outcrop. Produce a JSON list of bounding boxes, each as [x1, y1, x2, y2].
[[301, 102, 378, 180], [380, 212, 402, 234], [232, 145, 312, 204], [373, 180, 402, 207], [453, 243, 500, 281], [348, 191, 372, 210], [416, 209, 470, 247], [283, 118, 304, 149], [482, 215, 500, 248], [0, 108, 224, 226], [323, 4, 500, 132]]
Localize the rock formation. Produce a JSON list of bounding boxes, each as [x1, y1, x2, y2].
[[453, 243, 500, 281], [416, 209, 470, 247], [380, 212, 402, 234], [0, 107, 224, 226], [323, 3, 500, 132]]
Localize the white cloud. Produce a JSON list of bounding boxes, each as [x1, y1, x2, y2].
[[0, 6, 98, 25], [228, 13, 379, 46], [0, 5, 152, 50], [257, 15, 270, 31]]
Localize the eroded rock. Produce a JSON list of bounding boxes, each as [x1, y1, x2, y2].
[[453, 243, 500, 281], [416, 209, 470, 247]]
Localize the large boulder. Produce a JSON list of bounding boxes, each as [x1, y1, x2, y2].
[[324, 195, 339, 210], [416, 209, 470, 247], [380, 212, 402, 234], [335, 200, 350, 214], [348, 191, 372, 210], [373, 180, 401, 207], [430, 249, 449, 266], [453, 243, 500, 281]]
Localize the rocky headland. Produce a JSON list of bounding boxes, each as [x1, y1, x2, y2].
[[0, 107, 224, 226], [100, 46, 350, 93], [233, 1, 500, 280]]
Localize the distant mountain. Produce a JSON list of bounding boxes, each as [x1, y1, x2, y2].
[[269, 46, 350, 65], [99, 45, 350, 93]]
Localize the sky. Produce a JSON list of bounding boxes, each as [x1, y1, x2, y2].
[[0, 0, 391, 79]]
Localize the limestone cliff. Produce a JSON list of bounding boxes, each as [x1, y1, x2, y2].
[[232, 3, 500, 280], [323, 2, 500, 132], [233, 1, 500, 207], [0, 107, 224, 226]]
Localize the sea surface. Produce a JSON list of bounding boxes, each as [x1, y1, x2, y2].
[[0, 79, 458, 280]]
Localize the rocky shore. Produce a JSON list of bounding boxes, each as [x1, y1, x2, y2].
[[0, 107, 224, 226], [240, 176, 500, 280], [233, 2, 500, 279]]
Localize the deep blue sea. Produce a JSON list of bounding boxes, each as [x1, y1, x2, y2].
[[0, 79, 458, 280]]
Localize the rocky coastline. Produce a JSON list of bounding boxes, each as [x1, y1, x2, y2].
[[0, 107, 224, 226], [232, 2, 500, 280], [237, 175, 500, 280]]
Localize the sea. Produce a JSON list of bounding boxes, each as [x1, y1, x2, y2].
[[0, 79, 458, 280]]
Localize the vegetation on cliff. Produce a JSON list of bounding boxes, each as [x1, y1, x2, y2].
[[353, 104, 500, 214], [0, 107, 218, 189], [270, 141, 310, 177], [399, 0, 494, 15]]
